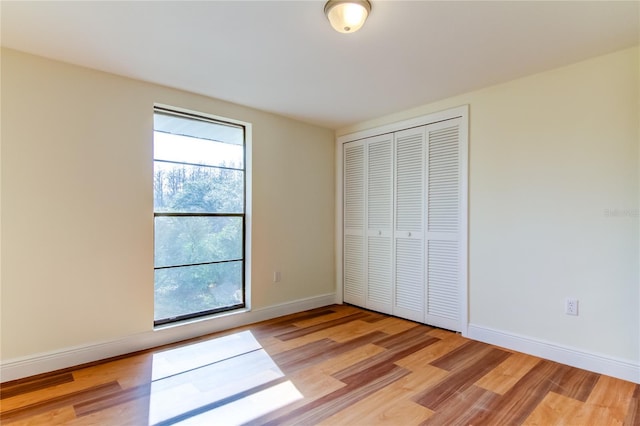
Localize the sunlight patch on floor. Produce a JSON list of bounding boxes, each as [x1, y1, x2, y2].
[[146, 330, 301, 425]]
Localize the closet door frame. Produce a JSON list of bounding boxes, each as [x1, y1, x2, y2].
[[336, 105, 469, 336]]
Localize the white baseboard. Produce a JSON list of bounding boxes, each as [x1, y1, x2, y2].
[[1, 293, 336, 383], [467, 324, 640, 384]]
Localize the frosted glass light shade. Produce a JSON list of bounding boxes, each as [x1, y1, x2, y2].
[[324, 0, 371, 33]]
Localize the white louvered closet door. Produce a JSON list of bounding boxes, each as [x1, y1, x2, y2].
[[366, 134, 393, 314], [393, 127, 426, 322], [425, 119, 463, 331], [343, 141, 366, 307]]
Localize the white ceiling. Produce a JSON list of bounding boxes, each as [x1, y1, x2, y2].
[[2, 1, 638, 129]]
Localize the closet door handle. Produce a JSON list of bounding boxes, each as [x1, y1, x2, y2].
[[408, 232, 412, 237]]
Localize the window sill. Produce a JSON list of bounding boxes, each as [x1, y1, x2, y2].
[[153, 306, 251, 332]]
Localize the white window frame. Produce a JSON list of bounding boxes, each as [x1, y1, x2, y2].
[[153, 103, 252, 325]]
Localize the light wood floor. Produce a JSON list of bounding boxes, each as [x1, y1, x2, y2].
[[1, 304, 638, 425]]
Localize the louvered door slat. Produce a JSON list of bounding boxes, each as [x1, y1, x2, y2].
[[427, 240, 458, 318], [368, 237, 392, 312], [428, 126, 459, 234], [345, 144, 365, 230], [395, 132, 423, 231], [394, 238, 423, 321], [368, 138, 392, 230], [344, 234, 365, 303]]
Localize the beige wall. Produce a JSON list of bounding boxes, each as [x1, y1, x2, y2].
[[1, 48, 335, 361], [339, 47, 640, 363]]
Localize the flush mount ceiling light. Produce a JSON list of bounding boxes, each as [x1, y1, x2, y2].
[[324, 0, 371, 34]]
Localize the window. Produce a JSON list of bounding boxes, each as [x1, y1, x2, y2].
[[153, 107, 247, 325]]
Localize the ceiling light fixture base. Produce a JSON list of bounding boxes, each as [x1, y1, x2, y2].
[[324, 0, 371, 34]]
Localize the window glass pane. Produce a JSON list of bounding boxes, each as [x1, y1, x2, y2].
[[155, 216, 243, 268], [154, 131, 244, 168], [153, 108, 246, 325], [154, 261, 243, 322], [154, 112, 243, 146], [154, 162, 244, 213]]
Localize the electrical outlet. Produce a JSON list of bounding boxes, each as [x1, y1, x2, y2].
[[273, 271, 281, 283], [565, 298, 579, 316]]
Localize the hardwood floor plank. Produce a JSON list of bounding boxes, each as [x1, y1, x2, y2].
[[420, 385, 500, 426], [0, 373, 75, 400], [271, 338, 337, 369], [475, 351, 541, 395], [274, 312, 371, 341], [257, 365, 410, 426], [275, 308, 337, 326], [623, 388, 639, 426], [72, 353, 154, 390], [247, 308, 342, 340], [339, 357, 402, 386], [373, 324, 434, 349], [324, 319, 389, 343], [332, 331, 439, 381], [429, 339, 494, 371], [357, 310, 389, 323], [261, 307, 339, 327], [288, 369, 347, 401], [290, 308, 360, 328], [467, 360, 571, 425], [272, 331, 388, 373], [395, 332, 468, 370], [425, 328, 457, 339], [413, 346, 511, 411], [308, 316, 419, 344], [549, 364, 600, 402], [299, 343, 388, 378], [2, 405, 78, 426], [257, 329, 342, 355], [0, 382, 122, 423], [259, 315, 388, 356], [579, 374, 637, 425], [319, 366, 447, 425], [522, 390, 585, 425], [251, 309, 338, 336], [367, 316, 424, 335], [73, 383, 152, 418], [528, 379, 636, 426], [324, 397, 433, 425], [1, 366, 135, 413], [67, 400, 151, 426]]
